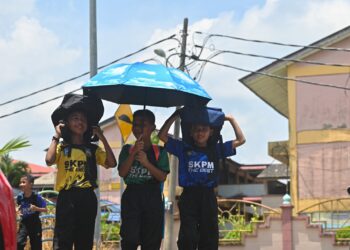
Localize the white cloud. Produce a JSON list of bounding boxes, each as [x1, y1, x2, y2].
[[0, 10, 83, 165], [2, 0, 350, 165], [144, 0, 350, 163], [0, 0, 35, 24], [0, 17, 81, 93]]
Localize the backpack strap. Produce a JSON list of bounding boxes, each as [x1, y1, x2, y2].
[[84, 143, 98, 188], [152, 145, 160, 161], [61, 143, 72, 157], [31, 192, 41, 216], [16, 194, 23, 206], [31, 192, 39, 206]]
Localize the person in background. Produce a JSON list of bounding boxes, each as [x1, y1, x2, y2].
[[17, 174, 48, 250]]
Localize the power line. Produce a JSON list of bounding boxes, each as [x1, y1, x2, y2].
[[194, 31, 350, 52], [0, 34, 177, 120], [0, 88, 81, 119], [2, 32, 350, 120], [0, 73, 88, 107], [194, 46, 350, 67], [0, 34, 176, 107], [193, 57, 350, 91]]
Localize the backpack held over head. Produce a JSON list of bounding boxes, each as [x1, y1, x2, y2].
[[179, 106, 225, 146], [51, 93, 104, 142]]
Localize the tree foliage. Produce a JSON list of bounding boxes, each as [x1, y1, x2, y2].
[[0, 137, 30, 187], [0, 137, 30, 156], [0, 154, 28, 187]]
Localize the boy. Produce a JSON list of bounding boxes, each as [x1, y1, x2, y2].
[[17, 174, 48, 250], [158, 108, 245, 250], [118, 109, 169, 250], [46, 93, 117, 250]]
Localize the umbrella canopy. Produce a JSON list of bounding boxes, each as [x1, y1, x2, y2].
[[82, 62, 211, 107]]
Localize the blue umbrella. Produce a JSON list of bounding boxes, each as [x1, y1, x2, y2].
[[82, 62, 211, 107]]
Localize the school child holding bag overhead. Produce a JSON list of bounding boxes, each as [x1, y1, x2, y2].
[[158, 106, 246, 250], [118, 109, 169, 250], [45, 93, 117, 250]]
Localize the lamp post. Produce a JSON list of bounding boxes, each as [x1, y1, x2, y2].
[[89, 1, 101, 249]]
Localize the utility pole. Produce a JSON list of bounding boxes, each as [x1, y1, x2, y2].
[[89, 0, 100, 249], [90, 0, 97, 77], [164, 17, 188, 250]]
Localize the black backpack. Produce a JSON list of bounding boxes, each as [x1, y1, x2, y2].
[[179, 106, 228, 181], [179, 106, 225, 147]]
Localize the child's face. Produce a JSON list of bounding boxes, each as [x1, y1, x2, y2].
[[191, 124, 213, 147], [132, 116, 155, 140], [19, 177, 32, 192], [67, 111, 88, 136]]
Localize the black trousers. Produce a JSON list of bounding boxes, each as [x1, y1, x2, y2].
[[120, 184, 163, 250], [177, 187, 218, 250], [17, 216, 42, 250], [53, 188, 97, 250]]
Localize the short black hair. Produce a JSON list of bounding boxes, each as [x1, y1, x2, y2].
[[133, 109, 155, 124], [21, 173, 35, 184]]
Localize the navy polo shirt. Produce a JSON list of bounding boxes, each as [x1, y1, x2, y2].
[[165, 137, 236, 187]]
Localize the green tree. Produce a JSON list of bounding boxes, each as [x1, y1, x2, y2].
[[0, 154, 29, 187], [0, 137, 30, 156], [0, 137, 30, 187]]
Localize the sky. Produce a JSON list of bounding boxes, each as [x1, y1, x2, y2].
[[0, 0, 349, 166]]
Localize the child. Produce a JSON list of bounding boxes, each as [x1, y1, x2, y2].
[[17, 174, 48, 250], [45, 93, 117, 250], [118, 109, 169, 250], [158, 108, 246, 250]]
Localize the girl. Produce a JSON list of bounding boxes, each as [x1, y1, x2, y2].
[[46, 93, 116, 250]]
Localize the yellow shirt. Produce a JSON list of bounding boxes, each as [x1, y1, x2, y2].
[[54, 144, 107, 191]]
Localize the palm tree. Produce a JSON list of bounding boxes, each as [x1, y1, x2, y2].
[[0, 137, 30, 187], [0, 137, 30, 156], [0, 154, 28, 187]]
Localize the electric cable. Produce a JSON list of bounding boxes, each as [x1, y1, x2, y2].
[[192, 57, 350, 91], [0, 34, 176, 107], [194, 31, 350, 52]]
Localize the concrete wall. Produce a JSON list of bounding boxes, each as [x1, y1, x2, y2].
[[218, 184, 267, 197], [227, 205, 348, 250]]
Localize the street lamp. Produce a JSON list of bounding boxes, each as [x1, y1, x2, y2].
[[154, 48, 166, 59], [154, 48, 178, 68]]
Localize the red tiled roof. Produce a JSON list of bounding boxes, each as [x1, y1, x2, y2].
[[13, 160, 54, 177], [240, 166, 267, 171]]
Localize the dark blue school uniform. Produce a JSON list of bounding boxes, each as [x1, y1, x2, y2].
[[17, 192, 46, 250], [165, 137, 235, 250]]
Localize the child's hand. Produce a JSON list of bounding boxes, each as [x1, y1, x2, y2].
[[29, 204, 37, 212], [55, 122, 65, 137], [225, 114, 234, 121], [172, 108, 182, 118], [135, 151, 149, 166], [16, 206, 22, 216], [92, 126, 104, 139], [134, 135, 144, 152]]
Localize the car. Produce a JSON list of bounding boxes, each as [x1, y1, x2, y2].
[[100, 200, 121, 223], [0, 169, 16, 250]]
